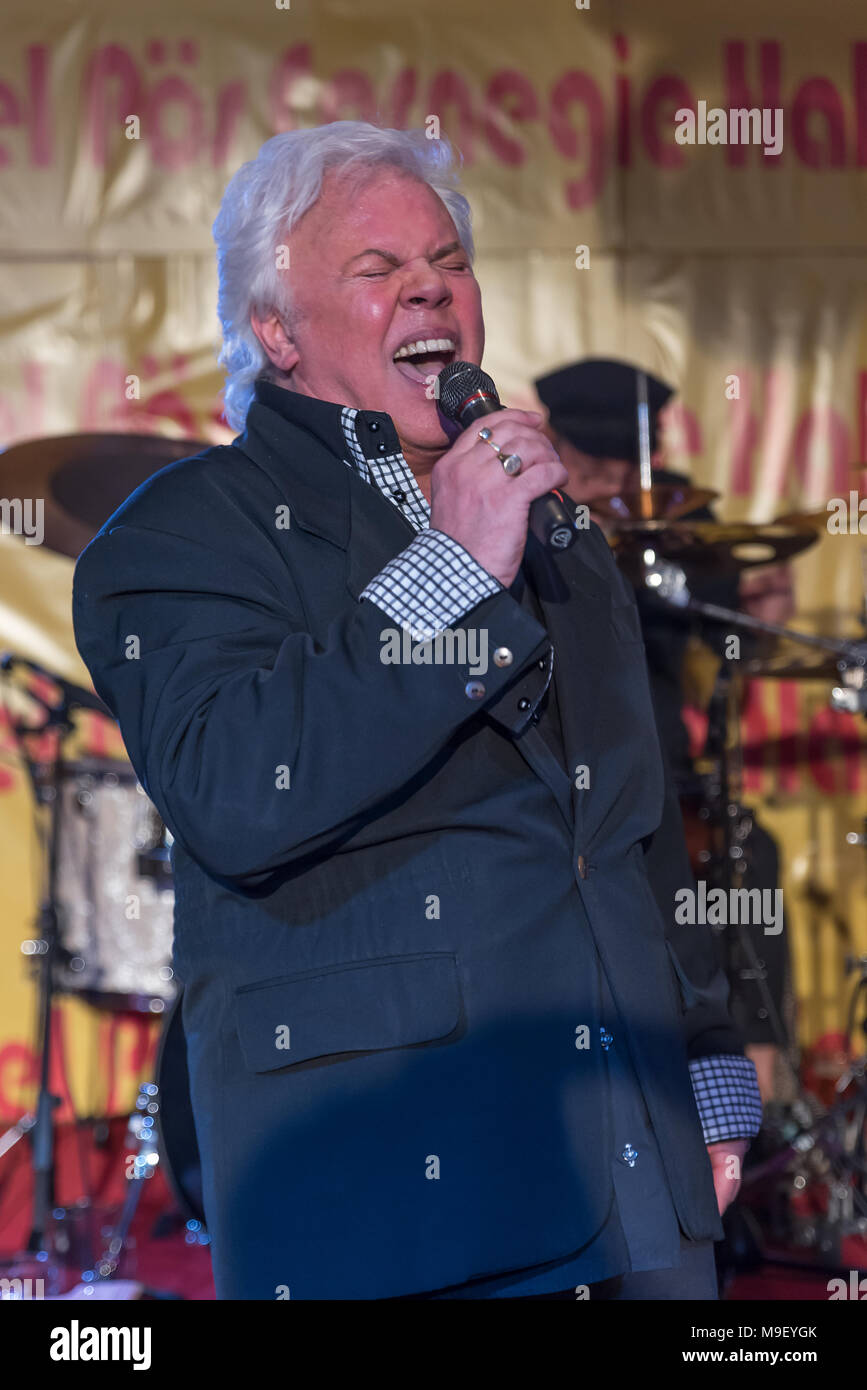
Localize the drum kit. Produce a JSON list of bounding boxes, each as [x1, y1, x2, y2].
[[0, 432, 208, 1295], [0, 423, 865, 1293], [594, 466, 867, 1279]]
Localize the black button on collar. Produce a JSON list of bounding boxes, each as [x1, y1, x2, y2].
[[391, 489, 406, 503], [367, 421, 380, 432], [518, 697, 531, 711]]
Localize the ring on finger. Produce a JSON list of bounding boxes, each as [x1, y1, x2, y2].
[[499, 452, 522, 476], [476, 425, 522, 477]]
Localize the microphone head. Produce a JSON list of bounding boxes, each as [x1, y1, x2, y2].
[[437, 361, 500, 423]]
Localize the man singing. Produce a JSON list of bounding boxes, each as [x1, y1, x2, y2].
[[72, 122, 762, 1300]]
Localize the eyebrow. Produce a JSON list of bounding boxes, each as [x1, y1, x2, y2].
[[343, 240, 466, 269]]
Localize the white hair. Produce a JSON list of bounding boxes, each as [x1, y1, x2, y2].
[[212, 121, 475, 431]]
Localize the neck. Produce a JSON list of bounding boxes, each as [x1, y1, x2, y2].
[[398, 437, 449, 503]]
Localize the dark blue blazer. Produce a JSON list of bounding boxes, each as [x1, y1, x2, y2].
[[72, 383, 741, 1299]]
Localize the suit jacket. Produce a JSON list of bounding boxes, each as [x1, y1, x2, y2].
[[72, 384, 742, 1299]]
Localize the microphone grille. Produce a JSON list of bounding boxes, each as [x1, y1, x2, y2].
[[437, 361, 500, 421]]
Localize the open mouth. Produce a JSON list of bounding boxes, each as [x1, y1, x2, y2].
[[391, 337, 457, 386]]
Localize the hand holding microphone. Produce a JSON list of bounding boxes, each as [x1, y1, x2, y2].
[[429, 361, 574, 589]]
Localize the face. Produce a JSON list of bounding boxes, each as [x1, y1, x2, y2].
[[551, 435, 636, 522], [253, 165, 485, 462]]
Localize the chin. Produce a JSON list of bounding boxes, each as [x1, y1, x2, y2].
[[391, 403, 451, 451]]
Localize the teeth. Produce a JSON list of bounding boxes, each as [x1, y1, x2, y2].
[[392, 338, 455, 361]]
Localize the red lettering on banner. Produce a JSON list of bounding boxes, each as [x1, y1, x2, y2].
[[724, 40, 783, 167], [26, 45, 52, 166], [429, 70, 475, 162], [661, 402, 703, 460], [83, 45, 143, 166], [0, 46, 52, 169], [268, 43, 312, 133], [386, 68, 417, 129], [81, 359, 133, 430], [792, 78, 847, 168], [483, 71, 539, 166], [614, 33, 631, 168], [640, 75, 693, 169], [148, 75, 205, 171], [321, 69, 377, 124], [548, 71, 606, 210], [791, 405, 851, 497], [212, 81, 246, 167], [858, 371, 867, 465], [855, 44, 867, 166]]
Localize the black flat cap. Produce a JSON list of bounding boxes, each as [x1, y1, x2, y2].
[[534, 358, 674, 461]]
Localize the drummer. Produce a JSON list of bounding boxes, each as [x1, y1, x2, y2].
[[533, 357, 795, 1106]]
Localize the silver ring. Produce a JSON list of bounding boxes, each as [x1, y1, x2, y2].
[[477, 426, 521, 477]]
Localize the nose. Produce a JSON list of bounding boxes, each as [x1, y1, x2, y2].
[[399, 258, 452, 309]]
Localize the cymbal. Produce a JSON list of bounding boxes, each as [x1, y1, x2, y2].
[[0, 432, 208, 559], [742, 653, 858, 681], [771, 509, 830, 530], [591, 483, 720, 522], [610, 518, 819, 572]]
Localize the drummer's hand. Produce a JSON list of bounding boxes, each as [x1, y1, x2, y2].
[[738, 564, 795, 626]]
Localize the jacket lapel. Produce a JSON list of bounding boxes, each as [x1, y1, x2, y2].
[[523, 531, 612, 826], [237, 400, 416, 598]]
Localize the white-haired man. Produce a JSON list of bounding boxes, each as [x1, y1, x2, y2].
[[73, 122, 762, 1300]]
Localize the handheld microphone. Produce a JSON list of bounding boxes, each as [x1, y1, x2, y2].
[[437, 361, 577, 552]]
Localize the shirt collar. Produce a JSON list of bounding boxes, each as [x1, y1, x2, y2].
[[253, 379, 401, 462], [251, 379, 431, 532]]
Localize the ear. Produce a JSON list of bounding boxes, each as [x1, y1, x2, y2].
[[250, 308, 299, 374]]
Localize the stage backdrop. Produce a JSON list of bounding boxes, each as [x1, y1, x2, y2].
[[1, 0, 866, 1122]]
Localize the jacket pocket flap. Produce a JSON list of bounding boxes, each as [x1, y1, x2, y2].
[[233, 951, 461, 1073]]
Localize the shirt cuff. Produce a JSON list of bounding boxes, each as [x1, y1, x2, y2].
[[360, 529, 502, 640], [688, 1054, 764, 1145]]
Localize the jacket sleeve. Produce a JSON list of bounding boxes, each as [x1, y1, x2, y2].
[[72, 519, 549, 888]]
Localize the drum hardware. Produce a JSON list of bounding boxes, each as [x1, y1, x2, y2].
[[0, 654, 108, 1256], [0, 652, 176, 1271], [86, 1083, 164, 1285], [694, 654, 867, 1275]]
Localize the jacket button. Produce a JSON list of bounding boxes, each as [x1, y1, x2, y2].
[[465, 680, 486, 700], [493, 647, 513, 667], [576, 855, 588, 878], [517, 697, 531, 711], [621, 1143, 638, 1167], [368, 420, 380, 432]]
